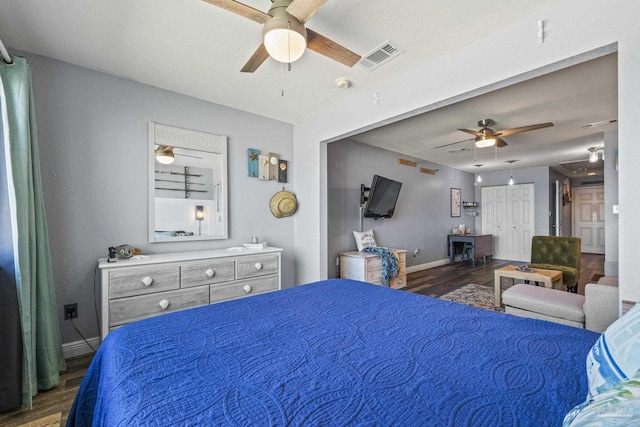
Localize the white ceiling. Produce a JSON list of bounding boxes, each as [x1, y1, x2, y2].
[[350, 53, 617, 177], [0, 0, 617, 177]]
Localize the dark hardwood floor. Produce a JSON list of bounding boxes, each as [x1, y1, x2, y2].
[[0, 253, 604, 426], [404, 253, 604, 298], [0, 353, 94, 427]]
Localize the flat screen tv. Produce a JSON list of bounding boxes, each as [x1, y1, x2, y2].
[[363, 175, 402, 219]]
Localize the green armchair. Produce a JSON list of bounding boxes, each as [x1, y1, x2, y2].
[[528, 236, 581, 293]]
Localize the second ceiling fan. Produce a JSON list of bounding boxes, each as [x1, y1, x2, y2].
[[203, 0, 361, 72], [458, 119, 554, 148]]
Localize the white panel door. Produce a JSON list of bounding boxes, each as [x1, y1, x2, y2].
[[505, 185, 522, 261], [518, 183, 535, 261], [572, 186, 605, 254], [481, 186, 507, 260]]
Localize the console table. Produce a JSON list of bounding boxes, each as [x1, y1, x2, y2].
[[448, 234, 492, 266], [99, 247, 282, 340], [494, 265, 563, 307]]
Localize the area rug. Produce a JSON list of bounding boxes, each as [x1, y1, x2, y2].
[[439, 284, 504, 313]]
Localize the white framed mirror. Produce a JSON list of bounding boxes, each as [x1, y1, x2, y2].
[[148, 122, 228, 242]]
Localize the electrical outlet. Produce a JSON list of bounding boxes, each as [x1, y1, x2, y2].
[[64, 303, 78, 320], [413, 248, 420, 257]]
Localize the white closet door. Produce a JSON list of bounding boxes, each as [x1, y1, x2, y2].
[[481, 186, 507, 260], [484, 183, 534, 262], [505, 183, 535, 262]]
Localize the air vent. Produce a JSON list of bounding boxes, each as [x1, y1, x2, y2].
[[446, 147, 470, 153], [582, 118, 617, 129], [358, 40, 405, 71]]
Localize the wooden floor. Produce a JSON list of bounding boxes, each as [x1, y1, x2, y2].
[[404, 253, 604, 297], [0, 353, 94, 427], [0, 253, 604, 426]]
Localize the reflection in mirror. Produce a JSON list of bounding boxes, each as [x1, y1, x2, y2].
[[148, 122, 228, 242]]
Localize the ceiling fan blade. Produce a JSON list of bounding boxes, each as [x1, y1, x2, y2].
[[496, 136, 508, 148], [433, 138, 474, 149], [306, 29, 361, 67], [201, 0, 269, 24], [240, 44, 270, 73], [457, 128, 482, 136], [497, 122, 554, 137], [287, 0, 327, 23]]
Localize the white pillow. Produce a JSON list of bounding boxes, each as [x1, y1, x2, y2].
[[564, 368, 640, 426], [585, 302, 640, 397], [353, 230, 377, 252]]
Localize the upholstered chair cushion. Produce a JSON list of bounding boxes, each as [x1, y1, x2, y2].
[[528, 236, 581, 290]]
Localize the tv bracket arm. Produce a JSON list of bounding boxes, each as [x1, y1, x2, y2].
[[359, 184, 371, 231], [360, 184, 370, 206]]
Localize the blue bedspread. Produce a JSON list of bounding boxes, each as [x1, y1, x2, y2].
[[68, 279, 598, 426]]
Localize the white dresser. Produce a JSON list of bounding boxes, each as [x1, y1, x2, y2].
[[99, 247, 282, 340]]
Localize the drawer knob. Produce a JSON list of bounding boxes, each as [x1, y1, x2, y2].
[[142, 276, 154, 287], [254, 262, 263, 271], [158, 299, 170, 310], [243, 284, 252, 293], [205, 268, 215, 278]]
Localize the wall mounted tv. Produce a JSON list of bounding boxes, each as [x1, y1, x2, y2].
[[362, 175, 402, 219]]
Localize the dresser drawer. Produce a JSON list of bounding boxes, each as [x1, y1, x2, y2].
[[366, 267, 382, 282], [109, 266, 180, 299], [237, 254, 279, 279], [390, 274, 407, 289], [109, 287, 209, 326], [210, 275, 279, 303], [181, 259, 235, 288]]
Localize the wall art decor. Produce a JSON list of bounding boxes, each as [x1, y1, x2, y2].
[[451, 188, 461, 217], [278, 159, 288, 183], [247, 148, 259, 177]]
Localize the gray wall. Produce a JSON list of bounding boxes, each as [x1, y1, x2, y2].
[[473, 166, 552, 236], [23, 52, 294, 345], [327, 139, 475, 277], [603, 130, 619, 276], [549, 169, 573, 236]]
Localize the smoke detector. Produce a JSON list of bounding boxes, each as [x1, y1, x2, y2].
[[335, 78, 351, 89]]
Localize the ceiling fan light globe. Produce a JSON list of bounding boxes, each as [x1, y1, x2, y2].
[[475, 137, 496, 148], [155, 146, 175, 164], [263, 15, 307, 63]]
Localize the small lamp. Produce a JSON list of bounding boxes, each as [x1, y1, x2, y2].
[[195, 205, 204, 236], [588, 146, 604, 163], [506, 159, 517, 185], [155, 145, 175, 165]]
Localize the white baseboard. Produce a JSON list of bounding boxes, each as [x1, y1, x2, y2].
[[63, 337, 100, 359], [406, 258, 450, 274]]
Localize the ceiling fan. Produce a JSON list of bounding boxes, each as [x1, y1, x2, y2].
[[457, 119, 554, 148], [202, 0, 361, 72]]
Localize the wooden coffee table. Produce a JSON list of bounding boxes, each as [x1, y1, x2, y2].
[[494, 265, 563, 306]]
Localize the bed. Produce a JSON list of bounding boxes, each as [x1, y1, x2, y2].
[[68, 279, 599, 426]]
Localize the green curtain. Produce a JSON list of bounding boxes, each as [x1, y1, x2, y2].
[[1, 56, 66, 407]]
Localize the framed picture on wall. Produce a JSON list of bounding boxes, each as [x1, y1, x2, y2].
[[451, 188, 461, 217]]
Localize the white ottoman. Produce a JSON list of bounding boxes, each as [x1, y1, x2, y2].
[[502, 283, 585, 328]]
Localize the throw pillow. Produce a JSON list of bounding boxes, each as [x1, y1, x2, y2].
[[586, 302, 640, 397], [353, 230, 377, 252], [563, 368, 640, 426]]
